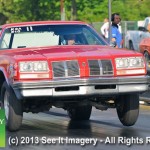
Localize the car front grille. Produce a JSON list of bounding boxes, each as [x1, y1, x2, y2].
[[52, 59, 113, 78], [88, 59, 113, 76], [52, 60, 80, 78]]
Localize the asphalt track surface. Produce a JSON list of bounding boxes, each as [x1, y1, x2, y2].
[[1, 104, 150, 150]]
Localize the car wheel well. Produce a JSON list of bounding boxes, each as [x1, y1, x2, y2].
[[143, 50, 150, 64]]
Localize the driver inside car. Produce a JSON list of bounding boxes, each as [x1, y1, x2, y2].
[[66, 35, 76, 45], [61, 34, 76, 45]]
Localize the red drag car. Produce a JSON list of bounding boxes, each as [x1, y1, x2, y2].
[[0, 21, 149, 131]]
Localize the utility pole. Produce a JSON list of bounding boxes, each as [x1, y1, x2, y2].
[[71, 0, 77, 20], [108, 0, 112, 44], [60, 0, 65, 20]]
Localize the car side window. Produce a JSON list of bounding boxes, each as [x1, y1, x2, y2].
[[83, 28, 102, 45], [0, 32, 11, 49]]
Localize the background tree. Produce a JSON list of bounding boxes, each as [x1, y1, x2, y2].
[[71, 0, 77, 20], [0, 0, 149, 24], [0, 0, 61, 23]]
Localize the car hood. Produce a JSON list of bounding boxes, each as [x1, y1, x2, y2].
[[5, 45, 142, 61], [32, 45, 142, 60]]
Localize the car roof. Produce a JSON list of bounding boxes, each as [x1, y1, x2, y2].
[[0, 21, 88, 29]]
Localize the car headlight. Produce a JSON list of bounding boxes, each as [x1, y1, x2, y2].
[[19, 61, 48, 72], [115, 57, 144, 69], [116, 58, 128, 68]]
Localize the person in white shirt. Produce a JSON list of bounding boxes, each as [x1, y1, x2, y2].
[[100, 18, 109, 42]]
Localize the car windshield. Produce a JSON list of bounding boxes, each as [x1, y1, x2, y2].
[[0, 24, 107, 49]]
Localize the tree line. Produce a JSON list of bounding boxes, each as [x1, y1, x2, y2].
[[0, 0, 149, 25]]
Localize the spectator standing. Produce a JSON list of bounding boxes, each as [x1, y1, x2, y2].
[[100, 18, 109, 42], [111, 13, 122, 48]]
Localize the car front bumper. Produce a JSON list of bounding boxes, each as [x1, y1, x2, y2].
[[11, 76, 150, 100]]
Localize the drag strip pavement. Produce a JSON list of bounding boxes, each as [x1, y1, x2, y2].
[[4, 106, 150, 150]]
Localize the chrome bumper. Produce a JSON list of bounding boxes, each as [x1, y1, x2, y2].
[[11, 76, 150, 99]]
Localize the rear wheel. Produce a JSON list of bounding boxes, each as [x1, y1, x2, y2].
[[129, 41, 134, 50], [144, 51, 150, 66], [1, 81, 23, 131], [67, 105, 92, 121], [116, 94, 139, 126]]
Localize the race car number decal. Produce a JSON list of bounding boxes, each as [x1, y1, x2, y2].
[[11, 27, 22, 33]]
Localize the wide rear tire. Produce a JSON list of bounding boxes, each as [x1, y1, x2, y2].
[[67, 105, 92, 121]]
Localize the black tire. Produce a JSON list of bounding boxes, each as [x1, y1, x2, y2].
[[129, 41, 134, 50], [144, 51, 150, 65], [1, 81, 23, 131], [116, 94, 139, 126], [67, 105, 92, 121]]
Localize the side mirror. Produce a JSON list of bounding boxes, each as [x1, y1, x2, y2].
[[138, 26, 147, 32]]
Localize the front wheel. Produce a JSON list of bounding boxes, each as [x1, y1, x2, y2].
[[1, 81, 23, 131], [116, 94, 139, 126], [67, 105, 92, 121]]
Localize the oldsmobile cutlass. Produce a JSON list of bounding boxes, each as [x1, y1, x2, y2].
[[0, 21, 149, 131]]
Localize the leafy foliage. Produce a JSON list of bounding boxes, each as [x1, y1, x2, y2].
[[0, 0, 149, 24], [0, 0, 61, 23]]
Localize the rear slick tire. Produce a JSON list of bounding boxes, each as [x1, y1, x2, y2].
[[67, 105, 92, 121]]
